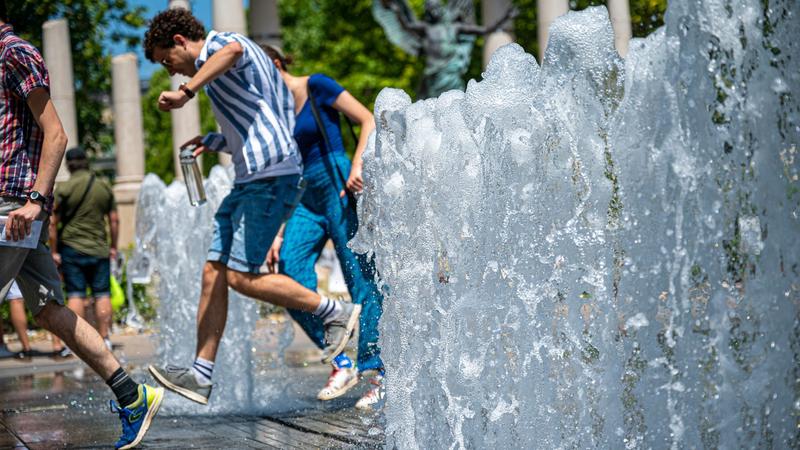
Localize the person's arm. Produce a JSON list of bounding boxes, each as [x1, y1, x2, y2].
[[332, 91, 376, 196], [108, 210, 119, 261], [6, 88, 67, 241], [265, 223, 286, 274], [158, 41, 244, 112], [49, 212, 60, 266], [457, 7, 518, 36], [383, 0, 426, 36]]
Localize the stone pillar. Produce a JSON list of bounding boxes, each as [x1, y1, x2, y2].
[[168, 0, 203, 179], [249, 0, 282, 48], [42, 19, 78, 182], [482, 0, 515, 68], [111, 54, 146, 249], [213, 0, 247, 35], [607, 0, 632, 57], [537, 0, 569, 61], [211, 0, 247, 167]]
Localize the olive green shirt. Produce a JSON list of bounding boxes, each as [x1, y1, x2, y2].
[[54, 169, 116, 258]]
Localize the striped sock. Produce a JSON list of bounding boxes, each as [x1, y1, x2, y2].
[[191, 357, 214, 386], [314, 296, 342, 324], [106, 367, 139, 407]]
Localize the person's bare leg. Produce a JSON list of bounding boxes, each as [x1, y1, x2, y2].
[[35, 302, 120, 379], [66, 296, 86, 319], [93, 296, 112, 339], [226, 271, 321, 312], [9, 299, 30, 351], [195, 261, 230, 362]]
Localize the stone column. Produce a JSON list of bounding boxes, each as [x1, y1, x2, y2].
[[482, 0, 515, 68], [213, 0, 248, 35], [42, 19, 78, 182], [211, 0, 247, 167], [249, 0, 282, 48], [607, 0, 632, 57], [169, 0, 203, 179], [111, 54, 146, 249], [537, 0, 569, 61]]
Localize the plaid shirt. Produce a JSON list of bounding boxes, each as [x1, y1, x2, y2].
[[0, 24, 52, 209]]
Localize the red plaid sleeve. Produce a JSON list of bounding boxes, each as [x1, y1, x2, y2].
[[3, 44, 49, 100]]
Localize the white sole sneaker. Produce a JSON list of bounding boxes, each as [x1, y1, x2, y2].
[[317, 367, 359, 401]]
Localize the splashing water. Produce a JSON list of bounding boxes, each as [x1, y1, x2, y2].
[[132, 166, 302, 414], [352, 3, 798, 448]]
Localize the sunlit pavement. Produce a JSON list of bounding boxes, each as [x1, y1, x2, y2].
[[0, 322, 384, 449]]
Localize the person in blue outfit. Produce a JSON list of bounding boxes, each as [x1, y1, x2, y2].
[[262, 45, 385, 410]]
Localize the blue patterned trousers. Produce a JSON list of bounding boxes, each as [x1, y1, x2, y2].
[[279, 153, 384, 372]]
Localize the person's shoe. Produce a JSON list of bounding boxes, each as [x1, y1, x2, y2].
[[56, 347, 73, 359], [355, 372, 384, 411], [111, 383, 164, 449], [321, 302, 361, 363], [104, 338, 114, 352], [148, 364, 211, 405], [317, 366, 359, 401], [15, 349, 34, 361], [0, 345, 16, 359]]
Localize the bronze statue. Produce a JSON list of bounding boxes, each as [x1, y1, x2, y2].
[[373, 0, 517, 99]]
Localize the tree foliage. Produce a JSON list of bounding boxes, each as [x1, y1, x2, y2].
[[278, 0, 426, 107], [5, 0, 146, 157]]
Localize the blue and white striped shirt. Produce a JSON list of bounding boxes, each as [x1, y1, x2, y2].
[[197, 30, 301, 183]]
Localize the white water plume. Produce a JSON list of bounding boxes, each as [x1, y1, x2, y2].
[[352, 2, 799, 448]]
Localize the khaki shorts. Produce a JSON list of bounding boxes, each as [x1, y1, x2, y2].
[[0, 196, 64, 316]]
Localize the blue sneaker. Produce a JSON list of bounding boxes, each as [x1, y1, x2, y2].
[[110, 384, 164, 449]]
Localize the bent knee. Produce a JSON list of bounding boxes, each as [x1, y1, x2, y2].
[[226, 270, 247, 292]]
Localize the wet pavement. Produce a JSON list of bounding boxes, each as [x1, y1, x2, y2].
[[0, 325, 385, 449]]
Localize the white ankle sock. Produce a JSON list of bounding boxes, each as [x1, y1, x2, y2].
[[192, 357, 214, 386], [314, 296, 342, 324]]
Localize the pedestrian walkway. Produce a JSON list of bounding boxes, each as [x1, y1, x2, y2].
[[0, 319, 384, 448]]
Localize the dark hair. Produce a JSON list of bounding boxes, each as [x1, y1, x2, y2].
[[0, 0, 8, 23], [143, 8, 206, 62], [261, 45, 293, 71]]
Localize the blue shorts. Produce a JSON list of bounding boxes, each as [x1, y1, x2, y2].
[[208, 174, 304, 274], [60, 244, 111, 299]]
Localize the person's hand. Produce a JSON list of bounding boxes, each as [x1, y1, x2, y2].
[[341, 161, 364, 198], [51, 252, 61, 267], [5, 201, 41, 241], [109, 247, 118, 262], [181, 135, 208, 157], [158, 90, 190, 112], [266, 236, 283, 274]]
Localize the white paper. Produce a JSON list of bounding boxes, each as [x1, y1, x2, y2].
[[0, 216, 43, 249]]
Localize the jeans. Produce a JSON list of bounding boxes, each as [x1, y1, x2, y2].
[[280, 154, 384, 372]]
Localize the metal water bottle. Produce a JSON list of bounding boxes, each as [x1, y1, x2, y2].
[[179, 145, 207, 206]]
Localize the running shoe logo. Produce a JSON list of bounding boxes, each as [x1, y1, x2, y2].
[[128, 409, 144, 423]]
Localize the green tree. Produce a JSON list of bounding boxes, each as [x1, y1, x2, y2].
[[279, 0, 425, 106], [6, 1, 146, 157]]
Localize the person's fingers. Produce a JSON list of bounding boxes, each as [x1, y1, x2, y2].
[[192, 146, 207, 157], [340, 189, 346, 198], [23, 216, 31, 237]]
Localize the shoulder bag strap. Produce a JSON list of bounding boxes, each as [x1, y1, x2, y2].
[[307, 83, 357, 208]]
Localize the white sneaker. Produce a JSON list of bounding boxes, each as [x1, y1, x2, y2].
[[355, 373, 384, 411], [317, 366, 359, 401]]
